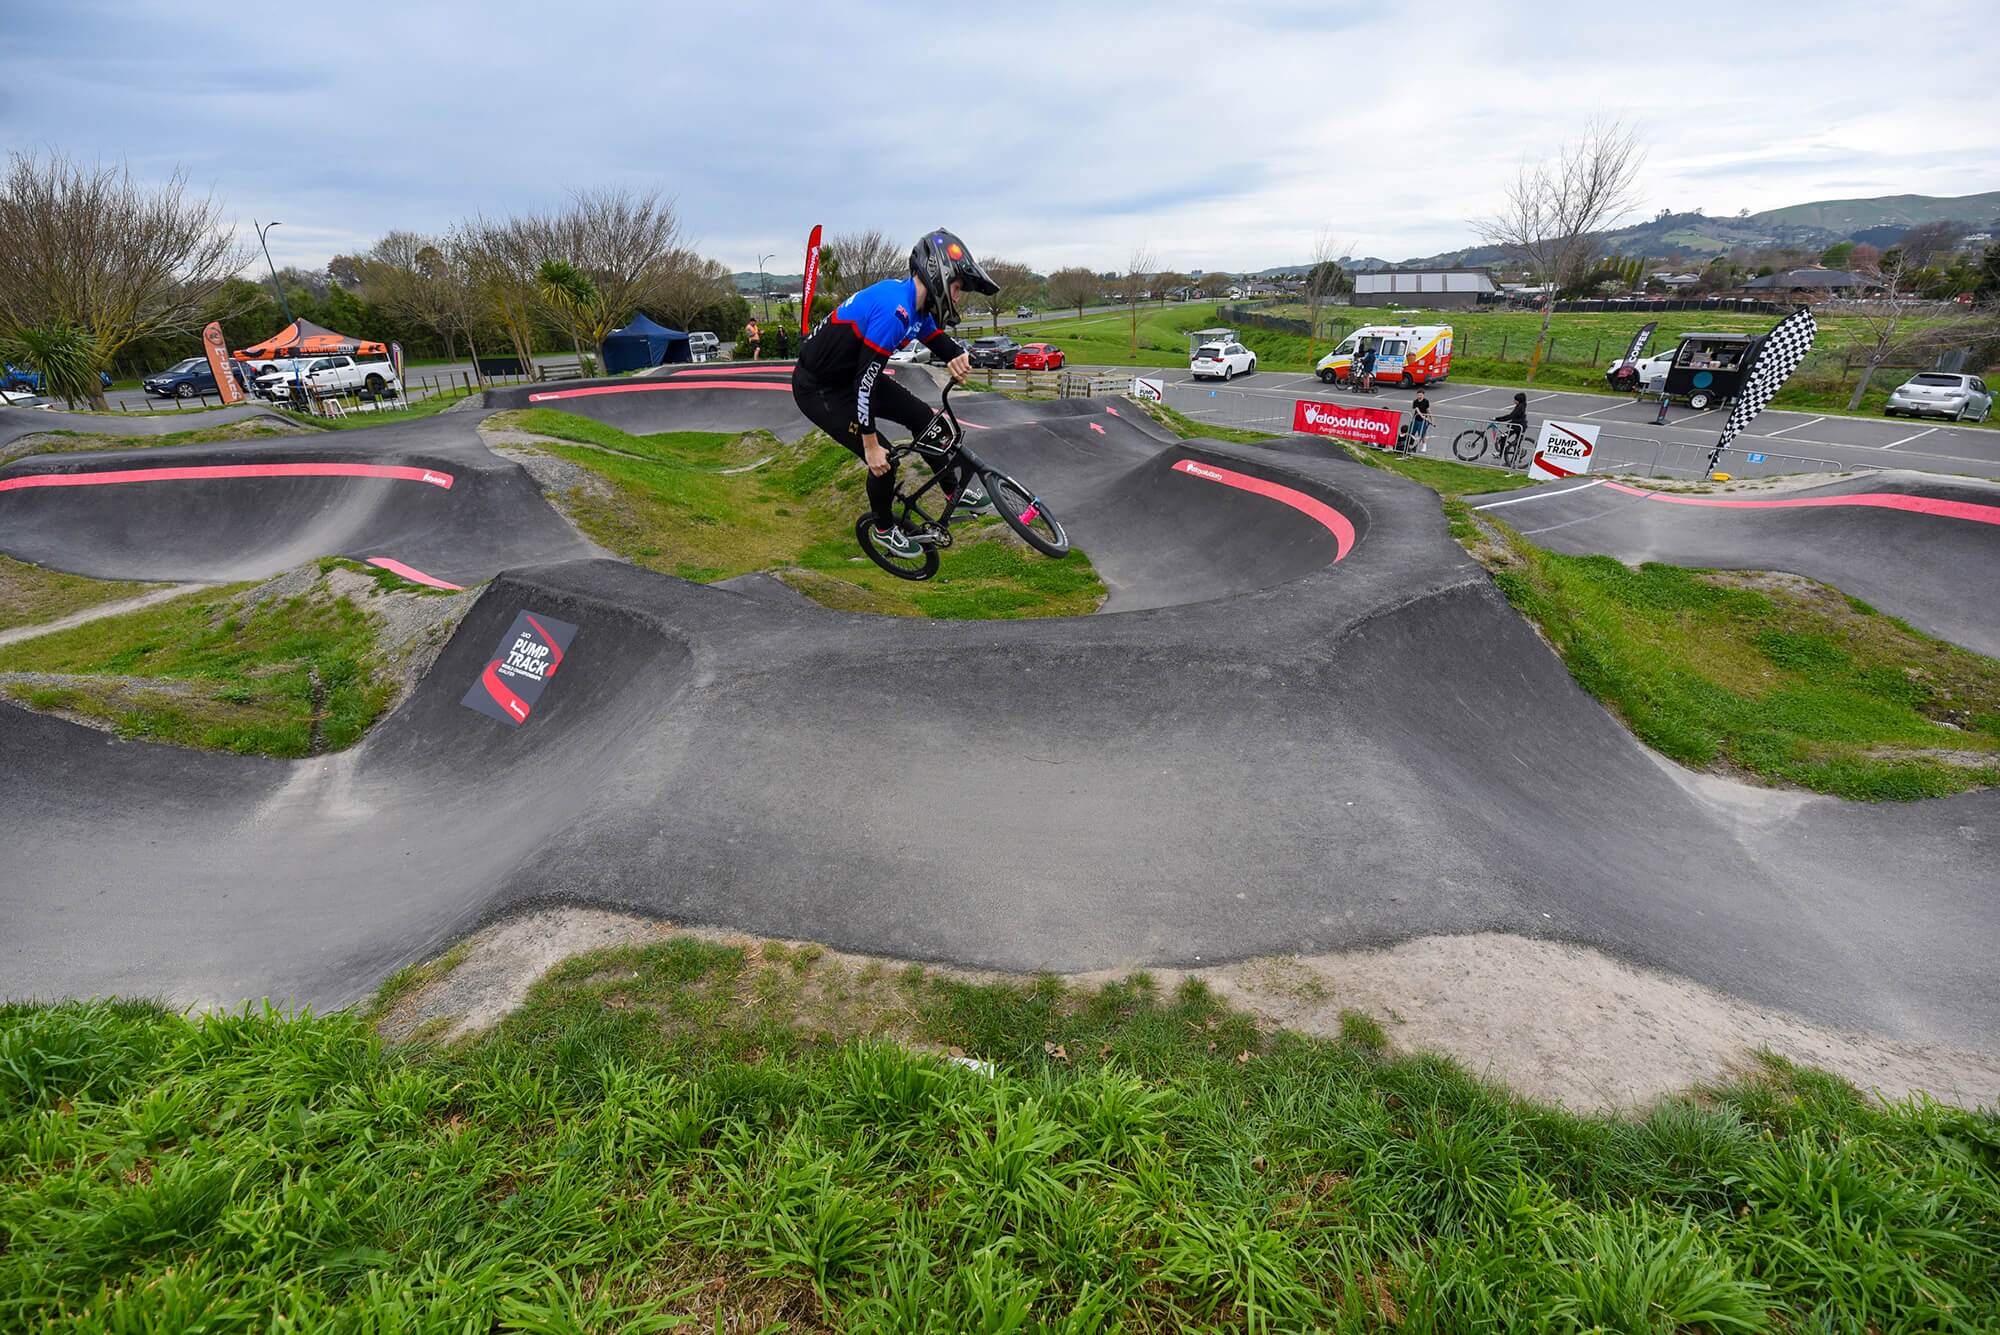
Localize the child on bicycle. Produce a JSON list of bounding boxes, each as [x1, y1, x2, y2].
[[1498, 391, 1528, 443], [791, 228, 1000, 558]]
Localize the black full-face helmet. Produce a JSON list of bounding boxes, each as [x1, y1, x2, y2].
[[910, 228, 998, 328]]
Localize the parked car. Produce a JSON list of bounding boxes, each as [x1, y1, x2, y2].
[[3, 363, 114, 393], [1603, 351, 1676, 391], [143, 357, 255, 400], [1190, 341, 1256, 381], [967, 335, 1022, 369], [1884, 372, 1991, 422], [888, 339, 933, 364], [255, 355, 400, 402], [1015, 305, 1034, 319], [1013, 342, 1065, 371], [687, 331, 721, 361]]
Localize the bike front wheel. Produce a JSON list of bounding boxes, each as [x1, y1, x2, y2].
[[855, 512, 940, 581], [983, 472, 1069, 558], [1451, 429, 1489, 462]]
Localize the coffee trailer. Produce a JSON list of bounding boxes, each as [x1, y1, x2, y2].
[[1663, 332, 1766, 410]]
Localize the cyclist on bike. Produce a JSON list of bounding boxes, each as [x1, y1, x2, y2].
[[792, 228, 1000, 558], [1498, 391, 1528, 442]]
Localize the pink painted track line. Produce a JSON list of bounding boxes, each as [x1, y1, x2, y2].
[[1170, 458, 1355, 559], [526, 381, 790, 403], [0, 462, 455, 493], [670, 365, 792, 376], [365, 557, 464, 590], [1601, 481, 2000, 527]]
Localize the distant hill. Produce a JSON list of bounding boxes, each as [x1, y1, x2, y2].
[[1747, 191, 2000, 234], [730, 271, 803, 294]]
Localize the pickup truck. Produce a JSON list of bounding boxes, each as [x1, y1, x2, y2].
[[255, 355, 400, 402]]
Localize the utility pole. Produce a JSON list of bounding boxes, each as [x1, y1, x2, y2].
[[254, 220, 305, 404], [757, 252, 775, 323]]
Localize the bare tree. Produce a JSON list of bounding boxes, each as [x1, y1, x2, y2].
[[825, 228, 902, 297], [1120, 248, 1156, 358], [1471, 119, 1645, 378], [652, 253, 734, 333], [1047, 266, 1099, 319], [1897, 220, 1965, 270], [364, 231, 465, 360], [541, 186, 688, 355], [461, 215, 544, 373], [1301, 230, 1351, 358], [964, 259, 1034, 331], [1839, 254, 1997, 409], [1198, 272, 1234, 299], [0, 150, 244, 408]]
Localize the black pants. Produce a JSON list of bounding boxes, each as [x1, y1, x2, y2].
[[792, 372, 968, 529]]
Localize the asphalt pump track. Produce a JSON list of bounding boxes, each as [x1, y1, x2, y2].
[[3, 364, 1995, 1058]]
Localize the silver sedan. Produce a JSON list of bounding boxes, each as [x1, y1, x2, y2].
[[1885, 372, 1991, 422]]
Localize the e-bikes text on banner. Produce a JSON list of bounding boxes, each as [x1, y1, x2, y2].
[[1131, 376, 1165, 402], [1292, 399, 1401, 450], [1529, 421, 1600, 481], [461, 610, 579, 727], [200, 321, 245, 405]]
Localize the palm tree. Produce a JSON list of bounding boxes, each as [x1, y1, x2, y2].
[[536, 258, 600, 371]]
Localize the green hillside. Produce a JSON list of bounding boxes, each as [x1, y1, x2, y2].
[[1748, 191, 2000, 233]]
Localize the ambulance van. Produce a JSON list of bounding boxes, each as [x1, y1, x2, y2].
[[1314, 325, 1453, 387]]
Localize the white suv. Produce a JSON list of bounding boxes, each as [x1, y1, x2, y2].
[[1190, 341, 1256, 381], [256, 355, 401, 401]]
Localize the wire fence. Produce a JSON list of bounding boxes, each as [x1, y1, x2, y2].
[[97, 366, 541, 416]]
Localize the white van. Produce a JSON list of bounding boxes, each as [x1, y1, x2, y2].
[[1314, 325, 1453, 387]]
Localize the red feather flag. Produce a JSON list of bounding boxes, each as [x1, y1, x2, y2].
[[800, 224, 823, 339]]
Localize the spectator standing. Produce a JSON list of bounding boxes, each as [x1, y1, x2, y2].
[[1410, 388, 1432, 452], [745, 318, 762, 361]]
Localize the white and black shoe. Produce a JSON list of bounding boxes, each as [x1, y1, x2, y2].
[[953, 481, 994, 514], [871, 524, 921, 558]]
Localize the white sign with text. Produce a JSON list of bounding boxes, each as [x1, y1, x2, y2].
[[1528, 420, 1601, 482], [1132, 376, 1165, 402]]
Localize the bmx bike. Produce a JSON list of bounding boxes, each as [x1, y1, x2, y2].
[[855, 381, 1070, 582], [1451, 420, 1530, 469]]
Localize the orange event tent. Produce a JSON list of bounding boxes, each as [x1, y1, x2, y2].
[[234, 318, 386, 361]]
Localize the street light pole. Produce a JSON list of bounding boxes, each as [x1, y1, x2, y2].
[[757, 252, 774, 323], [254, 220, 304, 405]]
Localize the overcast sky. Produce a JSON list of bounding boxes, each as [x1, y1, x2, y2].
[[3, 1, 1995, 278]]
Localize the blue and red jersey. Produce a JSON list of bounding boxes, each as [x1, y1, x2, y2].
[[795, 275, 963, 433]]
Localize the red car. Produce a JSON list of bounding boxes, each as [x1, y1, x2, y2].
[[1013, 342, 1065, 371]]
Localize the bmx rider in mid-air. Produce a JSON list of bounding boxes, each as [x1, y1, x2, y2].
[[792, 228, 1001, 558]]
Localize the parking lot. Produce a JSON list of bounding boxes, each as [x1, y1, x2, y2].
[[1132, 367, 2000, 480]]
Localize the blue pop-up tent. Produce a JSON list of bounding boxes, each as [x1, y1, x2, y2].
[[601, 314, 691, 373]]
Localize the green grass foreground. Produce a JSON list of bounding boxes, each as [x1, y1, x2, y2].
[[0, 568, 403, 756], [490, 409, 1105, 619], [4, 942, 1997, 1331], [1470, 515, 2000, 799]]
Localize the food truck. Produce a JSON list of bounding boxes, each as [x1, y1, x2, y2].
[[1663, 332, 1766, 410]]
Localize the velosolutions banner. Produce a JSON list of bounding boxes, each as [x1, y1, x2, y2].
[[1293, 398, 1401, 450]]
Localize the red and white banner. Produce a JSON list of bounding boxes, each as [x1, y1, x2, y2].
[[800, 223, 823, 338], [1529, 420, 1600, 481], [1292, 398, 1401, 450], [201, 321, 245, 404]]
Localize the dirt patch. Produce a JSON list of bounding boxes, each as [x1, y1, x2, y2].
[[1607, 470, 1867, 496], [375, 910, 2000, 1113]]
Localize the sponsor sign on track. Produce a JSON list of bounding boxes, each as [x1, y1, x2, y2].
[[1132, 376, 1165, 402], [1529, 421, 1600, 482], [461, 610, 579, 727], [1292, 399, 1401, 450]]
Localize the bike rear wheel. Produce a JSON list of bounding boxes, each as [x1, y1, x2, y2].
[[1451, 429, 1489, 462], [982, 472, 1069, 558], [855, 512, 940, 581]]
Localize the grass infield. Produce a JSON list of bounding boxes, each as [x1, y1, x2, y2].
[[3, 942, 1995, 1329], [490, 409, 1105, 619]]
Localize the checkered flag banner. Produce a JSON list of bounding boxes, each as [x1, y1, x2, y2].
[[1711, 306, 1816, 465]]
